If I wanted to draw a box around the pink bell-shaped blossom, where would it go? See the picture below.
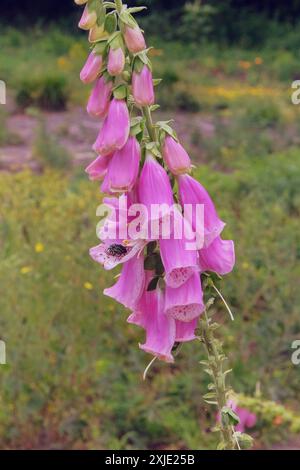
[105,137,141,193]
[87,76,113,119]
[139,289,176,363]
[163,136,191,176]
[93,98,130,156]
[178,174,225,248]
[78,4,97,30]
[198,236,235,275]
[165,272,204,322]
[85,154,112,181]
[80,51,103,84]
[175,318,198,343]
[107,47,125,76]
[160,233,199,288]
[132,65,155,107]
[124,25,146,53]
[104,254,145,310]
[127,271,154,330]
[138,154,174,208]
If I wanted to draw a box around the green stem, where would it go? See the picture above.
[115,0,123,13]
[201,310,236,450]
[143,106,156,142]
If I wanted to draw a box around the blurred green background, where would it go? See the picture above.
[0,0,300,450]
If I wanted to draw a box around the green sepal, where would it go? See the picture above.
[145,142,161,159]
[93,40,107,56]
[119,10,137,28]
[104,12,117,34]
[108,31,124,50]
[103,2,116,8]
[113,84,128,100]
[127,7,147,14]
[153,78,162,87]
[221,406,240,426]
[130,116,145,138]
[156,120,178,142]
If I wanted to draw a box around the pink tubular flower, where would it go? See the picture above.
[87,76,113,118]
[93,98,130,156]
[139,289,176,363]
[106,137,141,193]
[160,235,199,289]
[108,47,125,76]
[104,253,145,310]
[127,271,155,330]
[80,51,103,84]
[138,153,174,213]
[165,272,204,322]
[78,4,97,30]
[124,25,146,53]
[163,136,191,176]
[85,154,112,181]
[178,174,226,248]
[175,318,198,342]
[198,236,235,275]
[132,65,155,107]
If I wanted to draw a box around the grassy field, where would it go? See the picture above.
[0,27,300,449]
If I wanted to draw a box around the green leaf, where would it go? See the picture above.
[147,277,159,292]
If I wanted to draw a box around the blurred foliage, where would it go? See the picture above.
[32,117,72,170]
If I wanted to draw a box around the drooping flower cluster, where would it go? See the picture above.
[76,0,235,363]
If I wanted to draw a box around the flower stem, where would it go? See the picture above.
[200,309,236,450]
[143,106,156,142]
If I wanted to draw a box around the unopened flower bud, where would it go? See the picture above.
[124,25,146,53]
[107,47,125,76]
[132,65,155,106]
[80,51,103,83]
[78,4,97,30]
[163,136,191,175]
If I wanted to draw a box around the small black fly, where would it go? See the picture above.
[106,244,128,258]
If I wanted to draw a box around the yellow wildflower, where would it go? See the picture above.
[20,266,33,274]
[35,243,44,253]
[84,282,93,290]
